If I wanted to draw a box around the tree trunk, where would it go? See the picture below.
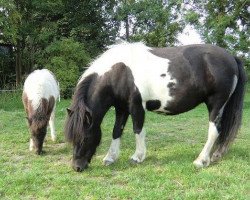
[15,40,22,86]
[125,15,130,41]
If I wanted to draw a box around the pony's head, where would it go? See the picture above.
[28,114,48,154]
[65,101,100,172]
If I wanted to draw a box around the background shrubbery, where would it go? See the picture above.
[43,38,90,98]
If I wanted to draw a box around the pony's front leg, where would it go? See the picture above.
[131,128,146,163]
[49,109,56,141]
[130,100,146,163]
[103,109,129,166]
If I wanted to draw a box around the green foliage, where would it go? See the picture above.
[1,0,249,87]
[116,0,184,47]
[0,51,15,88]
[59,0,118,56]
[0,0,116,87]
[43,38,90,98]
[0,90,23,110]
[184,0,250,69]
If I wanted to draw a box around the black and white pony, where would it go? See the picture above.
[23,69,60,154]
[65,42,246,172]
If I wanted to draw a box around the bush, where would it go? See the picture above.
[43,38,90,98]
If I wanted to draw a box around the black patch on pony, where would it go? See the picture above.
[146,100,161,111]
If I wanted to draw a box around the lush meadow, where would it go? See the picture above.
[0,85,249,199]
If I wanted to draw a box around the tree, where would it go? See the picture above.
[43,38,90,98]
[61,0,118,56]
[0,0,65,85]
[116,0,184,47]
[184,0,250,68]
[0,0,117,87]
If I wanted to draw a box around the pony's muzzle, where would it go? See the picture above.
[72,159,89,172]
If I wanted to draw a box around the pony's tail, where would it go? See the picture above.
[213,57,247,159]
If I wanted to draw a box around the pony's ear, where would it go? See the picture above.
[67,108,73,116]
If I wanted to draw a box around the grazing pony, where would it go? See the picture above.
[23,69,60,154]
[65,42,246,172]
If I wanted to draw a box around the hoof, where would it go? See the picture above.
[130,158,140,164]
[103,160,114,166]
[130,155,145,164]
[130,152,146,164]
[35,150,46,155]
[193,158,210,168]
[211,152,222,162]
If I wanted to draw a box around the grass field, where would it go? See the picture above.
[0,85,249,200]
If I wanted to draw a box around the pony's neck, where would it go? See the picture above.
[88,92,113,127]
[79,73,114,126]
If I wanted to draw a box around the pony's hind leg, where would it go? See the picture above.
[103,109,129,166]
[49,109,56,141]
[193,122,219,168]
[194,95,227,168]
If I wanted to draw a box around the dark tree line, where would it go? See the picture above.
[0,0,249,97]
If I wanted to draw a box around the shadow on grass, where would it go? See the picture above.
[41,141,70,156]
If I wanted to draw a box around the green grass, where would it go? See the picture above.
[0,86,249,200]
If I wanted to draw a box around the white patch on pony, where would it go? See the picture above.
[103,138,120,165]
[193,122,219,168]
[217,75,238,119]
[24,69,60,142]
[230,75,238,96]
[131,128,146,163]
[24,69,60,110]
[79,42,176,111]
[29,138,34,151]
[49,108,56,141]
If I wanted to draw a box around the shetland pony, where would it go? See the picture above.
[65,42,246,172]
[23,69,60,154]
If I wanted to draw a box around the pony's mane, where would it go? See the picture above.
[65,74,96,144]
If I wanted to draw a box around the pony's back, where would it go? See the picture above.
[24,69,59,110]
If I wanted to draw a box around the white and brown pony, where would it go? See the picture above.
[23,69,60,154]
[65,42,246,172]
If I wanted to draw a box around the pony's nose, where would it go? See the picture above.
[73,162,88,172]
[75,166,83,172]
[72,163,83,172]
